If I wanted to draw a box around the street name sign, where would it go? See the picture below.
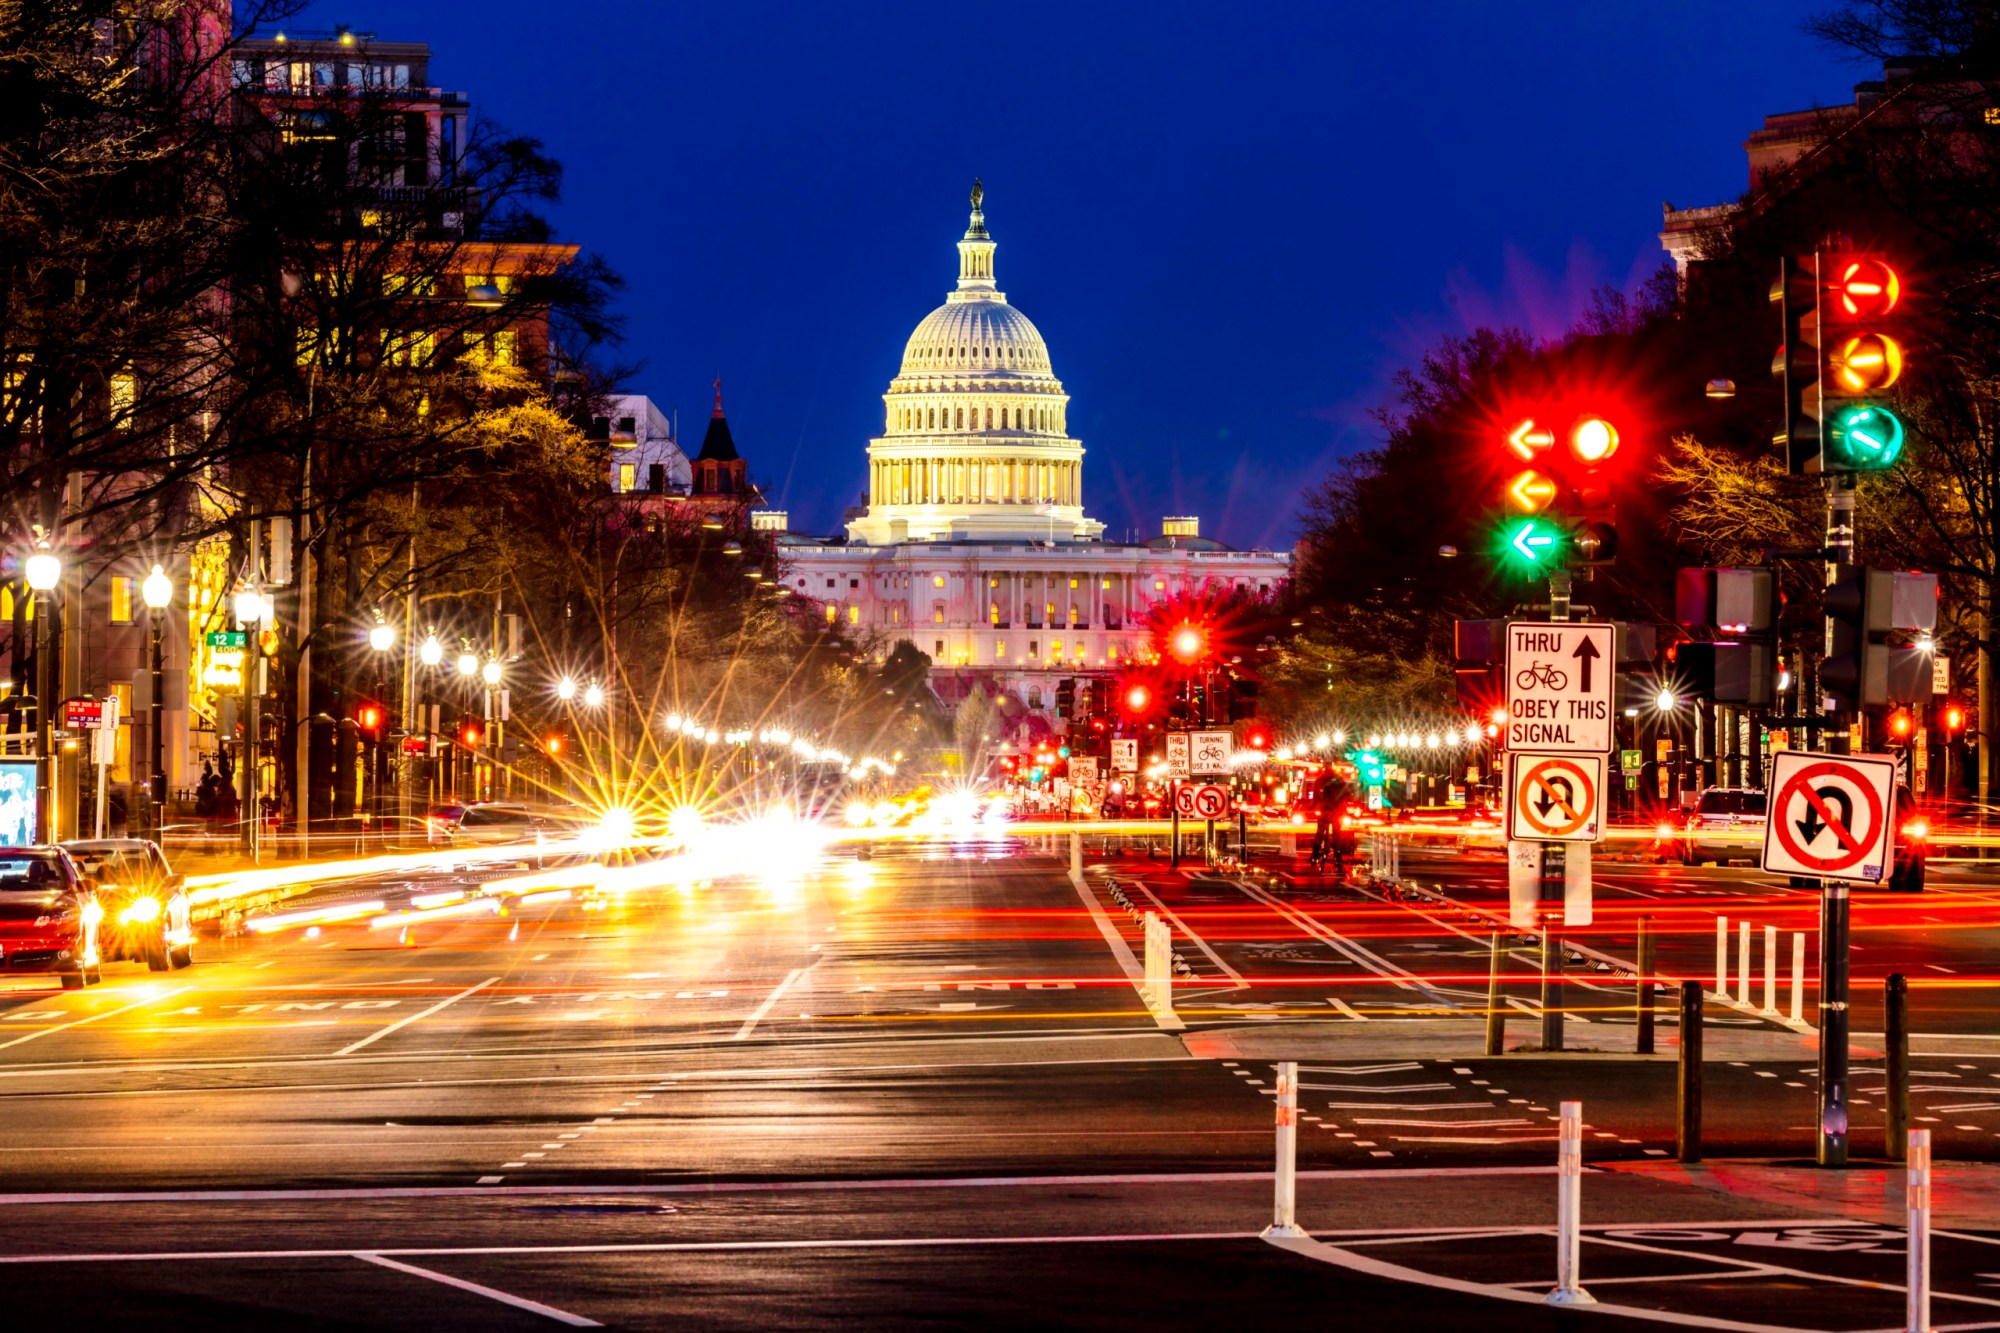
[1504,620,1614,753]
[1111,738,1138,772]
[1760,750,1898,883]
[1165,733,1192,781]
[206,630,247,650]
[1507,751,1604,843]
[1190,730,1232,775]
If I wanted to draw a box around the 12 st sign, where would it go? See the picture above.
[1504,620,1614,754]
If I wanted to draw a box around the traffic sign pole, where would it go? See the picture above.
[1818,880,1851,1166]
[1540,844,1566,1051]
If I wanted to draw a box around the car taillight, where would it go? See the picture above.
[1903,819,1930,841]
[1654,822,1675,838]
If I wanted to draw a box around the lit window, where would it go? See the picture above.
[1101,579,1111,589]
[490,330,517,366]
[848,605,859,624]
[933,575,945,587]
[826,604,837,623]
[990,605,1000,625]
[110,577,131,624]
[387,330,436,366]
[1154,579,1165,591]
[109,373,136,430]
[1045,602,1055,620]
[463,274,515,296]
[618,463,636,492]
[933,602,945,624]
[995,640,1006,659]
[1069,578,1078,589]
[1051,640,1063,659]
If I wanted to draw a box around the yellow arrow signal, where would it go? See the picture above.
[1506,469,1558,514]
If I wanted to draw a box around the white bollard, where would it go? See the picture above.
[1762,924,1780,1016]
[1738,919,1753,1005]
[1908,1128,1932,1333]
[1263,1060,1306,1238]
[1070,832,1082,878]
[1716,917,1729,1000]
[1546,1100,1596,1306]
[1791,932,1807,1025]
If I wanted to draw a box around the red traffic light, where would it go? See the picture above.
[1830,257,1900,318]
[1169,624,1208,663]
[1946,706,1966,733]
[1890,710,1914,740]
[459,721,483,748]
[1569,415,1619,465]
[1245,725,1271,751]
[356,703,383,734]
[544,734,563,757]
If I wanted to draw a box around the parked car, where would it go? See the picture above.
[61,838,193,971]
[0,847,101,989]
[447,803,586,849]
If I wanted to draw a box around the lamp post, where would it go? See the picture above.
[480,657,503,801]
[141,564,173,834]
[232,585,271,854]
[25,550,61,844]
[456,648,479,799]
[367,618,395,826]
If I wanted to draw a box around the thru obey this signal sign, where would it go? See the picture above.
[1761,750,1898,883]
[1507,752,1604,843]
[1504,621,1615,753]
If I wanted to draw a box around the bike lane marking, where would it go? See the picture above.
[335,978,498,1056]
[0,987,192,1052]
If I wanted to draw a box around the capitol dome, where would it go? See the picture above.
[846,182,1103,546]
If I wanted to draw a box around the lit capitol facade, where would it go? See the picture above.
[776,183,1291,718]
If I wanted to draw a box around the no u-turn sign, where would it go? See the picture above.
[1760,751,1898,883]
[1507,752,1604,843]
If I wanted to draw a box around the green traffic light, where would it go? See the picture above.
[1495,518,1563,569]
[1057,745,1070,758]
[1826,404,1905,470]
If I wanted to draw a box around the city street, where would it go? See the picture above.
[4,832,2000,1327]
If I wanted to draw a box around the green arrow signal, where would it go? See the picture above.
[1509,520,1557,562]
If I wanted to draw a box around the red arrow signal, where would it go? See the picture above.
[1507,419,1556,460]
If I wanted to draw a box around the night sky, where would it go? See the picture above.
[296,0,1859,548]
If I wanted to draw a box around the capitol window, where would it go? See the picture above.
[994,640,1006,659]
[932,575,945,588]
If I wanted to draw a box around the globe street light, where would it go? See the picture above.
[419,633,443,667]
[24,549,59,842]
[368,621,395,653]
[480,659,502,687]
[456,651,479,677]
[556,676,577,702]
[583,681,605,708]
[141,565,173,828]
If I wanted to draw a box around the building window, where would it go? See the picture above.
[1045,602,1055,621]
[1051,640,1062,659]
[825,603,837,623]
[1028,686,1042,708]
[826,578,836,589]
[990,604,1000,625]
[850,578,859,589]
[935,639,944,656]
[1069,578,1078,589]
[933,575,945,588]
[995,640,1006,659]
[109,373,136,430]
[932,602,945,624]
[110,577,132,625]
[1028,641,1038,657]
[848,605,859,624]
[617,463,636,492]
[1154,579,1166,591]
[1101,579,1111,589]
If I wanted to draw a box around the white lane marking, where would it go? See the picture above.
[334,978,498,1056]
[1326,998,1367,1020]
[1266,1233,1830,1332]
[355,1253,601,1326]
[0,987,191,1051]
[1301,1083,1454,1093]
[1233,880,1449,1004]
[1321,1103,1496,1111]
[730,966,815,1042]
[1066,867,1184,1031]
[0,1164,1570,1208]
[1126,882,1246,987]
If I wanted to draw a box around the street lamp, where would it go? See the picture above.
[480,658,502,687]
[24,549,59,843]
[556,675,577,702]
[366,615,396,822]
[419,633,443,667]
[583,681,605,708]
[456,650,478,677]
[141,564,173,830]
[368,620,395,653]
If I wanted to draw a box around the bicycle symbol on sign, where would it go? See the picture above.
[1514,660,1568,691]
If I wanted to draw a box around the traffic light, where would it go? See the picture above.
[1945,704,1966,735]
[1823,564,1893,710]
[1055,678,1076,719]
[1124,683,1153,715]
[1821,254,1907,471]
[257,628,282,658]
[1772,254,1822,473]
[1243,724,1271,751]
[1227,676,1258,722]
[544,733,564,757]
[1889,709,1915,742]
[459,719,484,749]
[1168,624,1208,664]
[1496,517,1563,572]
[355,702,384,738]
[1673,568,1778,706]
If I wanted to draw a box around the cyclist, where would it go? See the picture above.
[1309,768,1355,875]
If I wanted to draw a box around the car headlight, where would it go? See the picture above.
[121,896,162,925]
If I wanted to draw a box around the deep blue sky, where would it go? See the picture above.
[299,0,1860,547]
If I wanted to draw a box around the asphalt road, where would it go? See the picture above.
[3,830,1999,1328]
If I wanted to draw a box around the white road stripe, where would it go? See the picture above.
[1065,868,1185,1031]
[730,966,815,1042]
[355,1253,601,1326]
[1127,882,1246,987]
[335,978,498,1056]
[0,986,190,1051]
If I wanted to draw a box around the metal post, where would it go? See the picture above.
[1678,980,1703,1163]
[1263,1060,1305,1238]
[1907,1128,1932,1333]
[1069,831,1081,879]
[1169,783,1180,870]
[1818,880,1851,1166]
[1238,808,1248,863]
[1485,930,1506,1056]
[1715,916,1729,1000]
[239,630,255,855]
[1546,1100,1594,1306]
[1540,843,1564,1051]
[1791,931,1807,1025]
[33,587,53,844]
[1887,973,1910,1163]
[149,606,165,833]
[1738,918,1752,1006]
[1636,917,1656,1055]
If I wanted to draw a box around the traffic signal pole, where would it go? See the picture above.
[1542,569,1573,1051]
[1818,473,1858,1166]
